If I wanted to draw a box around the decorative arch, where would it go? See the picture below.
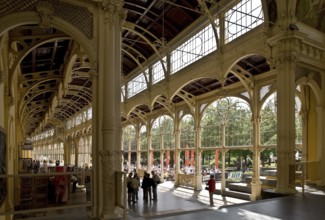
[63,54,78,94]
[10,36,71,86]
[0,12,96,97]
[126,104,151,123]
[169,77,222,114]
[151,95,175,118]
[296,75,322,106]
[224,54,270,101]
[19,77,61,115]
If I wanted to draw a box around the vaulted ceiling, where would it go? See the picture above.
[4,0,271,136]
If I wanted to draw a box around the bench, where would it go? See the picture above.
[227,171,243,182]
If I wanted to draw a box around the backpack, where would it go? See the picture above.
[153,175,161,184]
[131,178,139,189]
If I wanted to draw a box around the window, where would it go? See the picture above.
[75,113,82,126]
[122,125,136,151]
[152,58,166,84]
[180,114,195,149]
[171,23,217,74]
[225,0,264,43]
[140,126,148,151]
[128,71,147,98]
[87,107,92,120]
[260,93,277,146]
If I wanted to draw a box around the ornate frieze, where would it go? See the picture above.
[268,52,298,70]
[268,34,325,69]
[0,0,93,39]
[99,150,114,195]
[36,1,54,28]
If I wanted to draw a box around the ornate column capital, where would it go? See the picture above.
[270,54,297,70]
[98,0,126,25]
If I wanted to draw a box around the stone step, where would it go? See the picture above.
[227,182,251,193]
[215,188,251,201]
[244,176,277,186]
[223,189,251,200]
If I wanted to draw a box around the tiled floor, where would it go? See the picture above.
[14,182,325,220]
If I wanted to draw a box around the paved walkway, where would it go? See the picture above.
[14,181,325,220]
[126,181,248,220]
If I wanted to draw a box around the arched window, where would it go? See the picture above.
[163,117,174,150]
[180,114,195,149]
[260,93,277,146]
[122,125,136,151]
[78,138,85,167]
[295,96,302,144]
[140,126,147,151]
[225,98,252,147]
[201,102,222,148]
[151,115,173,150]
[71,142,76,166]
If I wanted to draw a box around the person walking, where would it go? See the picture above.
[207,174,216,206]
[151,171,160,201]
[131,173,140,203]
[141,172,151,201]
[126,172,133,202]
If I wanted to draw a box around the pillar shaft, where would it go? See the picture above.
[94,1,125,218]
[276,55,297,193]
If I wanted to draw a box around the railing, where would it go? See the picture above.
[296,161,321,194]
[0,169,127,219]
[0,169,92,217]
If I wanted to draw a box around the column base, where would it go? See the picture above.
[195,175,203,190]
[174,174,179,187]
[100,207,121,220]
[250,182,262,201]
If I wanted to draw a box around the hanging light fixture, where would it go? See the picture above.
[154,1,167,49]
[160,1,167,48]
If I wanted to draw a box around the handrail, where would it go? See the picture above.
[295,160,320,195]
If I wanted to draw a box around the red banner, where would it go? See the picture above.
[166,148,170,167]
[185,145,189,166]
[191,150,195,166]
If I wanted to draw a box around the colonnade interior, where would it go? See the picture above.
[1,0,325,219]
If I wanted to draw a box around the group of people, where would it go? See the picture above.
[126,170,161,203]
